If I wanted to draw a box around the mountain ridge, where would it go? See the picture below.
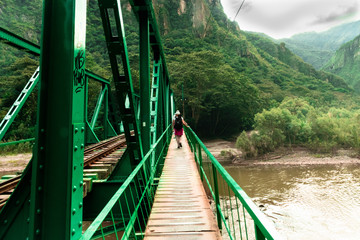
[278,20,360,69]
[322,34,360,92]
[0,0,356,138]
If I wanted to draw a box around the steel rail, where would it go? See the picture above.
[84,135,124,155]
[83,139,126,166]
[0,136,128,209]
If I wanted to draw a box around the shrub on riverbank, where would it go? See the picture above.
[236,98,360,158]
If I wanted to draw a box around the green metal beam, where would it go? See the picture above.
[0,67,39,141]
[139,10,151,155]
[85,121,100,144]
[170,90,175,116]
[85,71,110,85]
[97,0,143,170]
[29,0,87,239]
[0,159,33,239]
[150,59,161,167]
[90,85,107,129]
[0,26,40,55]
[0,27,110,86]
[129,0,171,86]
[0,138,35,147]
[103,87,118,139]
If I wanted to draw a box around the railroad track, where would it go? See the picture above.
[0,135,127,209]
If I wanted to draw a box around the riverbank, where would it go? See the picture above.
[1,139,360,173]
[0,153,31,172]
[203,139,360,166]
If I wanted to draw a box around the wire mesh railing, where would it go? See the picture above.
[80,125,172,240]
[185,127,282,240]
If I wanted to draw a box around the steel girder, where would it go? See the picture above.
[0,0,174,239]
[97,0,143,170]
[0,67,39,141]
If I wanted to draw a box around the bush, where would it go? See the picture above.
[0,141,33,155]
[236,97,360,157]
[236,131,256,158]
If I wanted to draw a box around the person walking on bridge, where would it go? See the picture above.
[172,110,188,148]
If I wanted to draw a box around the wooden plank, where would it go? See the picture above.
[144,137,221,239]
[89,163,113,172]
[83,169,109,179]
[83,173,98,180]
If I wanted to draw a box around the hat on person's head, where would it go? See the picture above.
[175,110,180,115]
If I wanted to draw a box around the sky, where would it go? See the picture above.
[220,0,360,39]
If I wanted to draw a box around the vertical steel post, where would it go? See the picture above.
[139,10,150,155]
[104,85,109,139]
[212,164,222,232]
[182,83,185,118]
[165,80,169,127]
[255,224,266,240]
[29,0,86,239]
[170,91,175,116]
[198,143,203,181]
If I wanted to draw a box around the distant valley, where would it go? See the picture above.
[278,20,360,70]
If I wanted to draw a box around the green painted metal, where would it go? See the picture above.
[129,0,171,85]
[84,75,100,145]
[90,85,107,129]
[0,67,39,141]
[0,0,175,239]
[85,121,100,144]
[103,86,118,139]
[107,88,122,133]
[0,138,35,147]
[184,126,281,240]
[0,27,110,86]
[0,26,116,147]
[80,125,172,240]
[170,90,175,116]
[28,0,87,239]
[0,26,40,55]
[0,159,33,239]
[97,0,143,168]
[139,10,151,155]
[150,60,161,166]
[86,71,111,85]
[133,93,141,122]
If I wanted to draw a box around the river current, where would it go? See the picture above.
[223,164,360,239]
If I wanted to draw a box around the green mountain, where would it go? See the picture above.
[322,34,360,92]
[280,21,360,69]
[0,0,355,138]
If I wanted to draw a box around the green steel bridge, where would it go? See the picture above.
[0,0,281,239]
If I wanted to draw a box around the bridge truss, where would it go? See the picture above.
[0,0,174,239]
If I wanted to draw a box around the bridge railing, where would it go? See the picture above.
[80,125,172,240]
[185,127,281,240]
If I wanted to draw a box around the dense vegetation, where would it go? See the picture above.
[322,34,360,93]
[236,98,360,158]
[1,0,360,156]
[156,0,354,137]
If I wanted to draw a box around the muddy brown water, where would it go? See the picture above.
[221,163,360,240]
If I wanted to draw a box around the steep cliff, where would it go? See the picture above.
[322,35,360,92]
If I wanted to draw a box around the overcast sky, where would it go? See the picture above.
[220,0,360,39]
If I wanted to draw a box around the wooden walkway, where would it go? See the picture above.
[144,135,222,240]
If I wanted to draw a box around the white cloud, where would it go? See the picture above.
[220,0,360,39]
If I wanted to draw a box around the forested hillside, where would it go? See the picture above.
[0,0,356,140]
[279,21,360,69]
[322,35,360,93]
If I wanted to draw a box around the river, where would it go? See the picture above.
[222,163,360,239]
